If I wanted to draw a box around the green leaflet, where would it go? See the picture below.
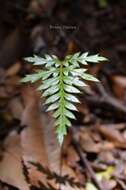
[85,54,108,63]
[64,85,81,93]
[64,76,86,87]
[53,70,59,77]
[68,52,80,66]
[64,109,76,119]
[47,102,59,111]
[70,68,87,76]
[65,117,72,127]
[20,72,43,83]
[21,52,107,144]
[73,78,87,87]
[37,77,59,90]
[81,73,99,82]
[65,101,78,111]
[53,108,61,118]
[42,68,57,80]
[56,123,67,145]
[63,76,73,85]
[55,116,71,127]
[24,55,46,65]
[45,60,55,67]
[42,85,59,97]
[45,93,60,104]
[56,115,72,144]
[63,68,69,76]
[45,77,59,85]
[65,94,80,103]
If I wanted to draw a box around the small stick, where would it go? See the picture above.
[96,83,126,113]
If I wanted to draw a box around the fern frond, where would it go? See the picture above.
[21,53,107,144]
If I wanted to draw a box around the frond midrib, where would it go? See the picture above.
[58,61,65,134]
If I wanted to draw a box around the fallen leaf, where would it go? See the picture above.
[60,161,84,190]
[97,125,126,148]
[96,166,114,181]
[21,86,49,185]
[85,182,98,190]
[6,62,21,77]
[66,145,79,167]
[80,128,101,153]
[8,97,24,119]
[111,75,126,99]
[21,86,60,188]
[0,131,29,190]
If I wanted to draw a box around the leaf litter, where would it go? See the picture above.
[0,1,126,189]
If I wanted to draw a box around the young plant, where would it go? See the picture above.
[21,52,107,144]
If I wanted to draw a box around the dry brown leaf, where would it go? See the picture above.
[101,179,116,190]
[60,161,84,190]
[0,87,8,98]
[6,76,20,87]
[21,86,60,187]
[98,150,115,164]
[112,123,126,130]
[81,140,101,153]
[8,97,24,119]
[79,128,101,153]
[97,125,126,144]
[66,146,80,167]
[6,62,21,77]
[0,132,29,190]
[21,86,49,185]
[41,113,61,174]
[0,85,61,190]
[100,142,115,151]
[111,75,126,99]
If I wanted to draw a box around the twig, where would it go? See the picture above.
[71,129,104,190]
[96,83,126,113]
[86,82,126,114]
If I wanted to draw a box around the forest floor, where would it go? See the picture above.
[0,0,126,189]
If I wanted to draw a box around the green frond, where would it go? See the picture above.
[81,73,100,82]
[20,72,44,83]
[65,94,80,103]
[21,52,107,144]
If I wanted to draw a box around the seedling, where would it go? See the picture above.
[21,52,107,144]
